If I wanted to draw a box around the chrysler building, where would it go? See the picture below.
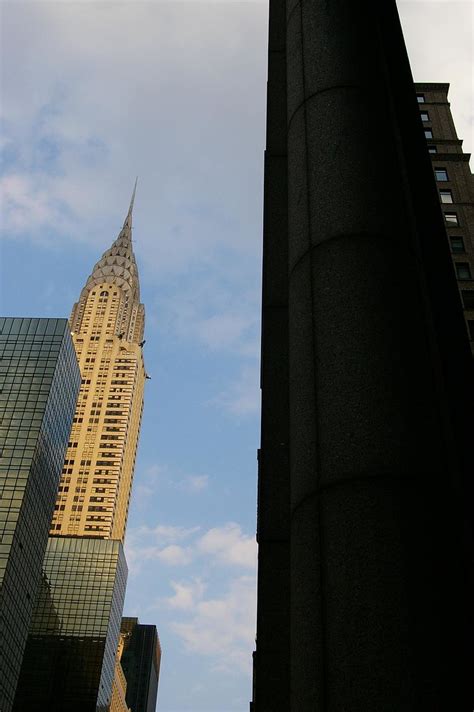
[51,181,145,541]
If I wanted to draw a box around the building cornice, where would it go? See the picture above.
[414,82,450,91]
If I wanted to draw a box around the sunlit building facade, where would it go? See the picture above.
[13,186,147,711]
[51,183,145,541]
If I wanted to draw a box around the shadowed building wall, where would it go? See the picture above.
[253,2,474,710]
[119,617,161,712]
[0,318,79,712]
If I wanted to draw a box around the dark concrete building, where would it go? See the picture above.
[0,317,80,712]
[415,83,474,353]
[13,537,127,712]
[120,617,161,712]
[253,2,474,710]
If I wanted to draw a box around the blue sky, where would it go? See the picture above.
[0,1,472,710]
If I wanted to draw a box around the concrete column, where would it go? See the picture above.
[285,0,474,709]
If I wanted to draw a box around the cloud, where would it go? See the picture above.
[0,174,74,237]
[197,523,257,569]
[164,579,207,611]
[156,545,192,566]
[169,575,256,674]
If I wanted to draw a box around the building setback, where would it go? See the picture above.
[253,1,474,709]
[13,185,148,711]
[415,83,474,352]
[0,318,80,712]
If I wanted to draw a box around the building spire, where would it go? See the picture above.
[70,180,145,342]
[123,177,138,230]
[80,181,141,301]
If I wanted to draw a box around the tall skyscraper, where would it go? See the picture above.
[0,318,80,712]
[13,186,147,711]
[253,1,474,709]
[51,181,145,541]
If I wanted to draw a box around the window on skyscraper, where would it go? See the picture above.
[444,212,459,225]
[461,291,474,310]
[416,93,425,103]
[440,190,453,204]
[424,129,433,139]
[449,236,465,253]
[455,263,472,280]
[420,112,429,122]
[428,146,437,154]
[435,168,448,181]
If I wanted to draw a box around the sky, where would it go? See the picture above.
[0,1,472,710]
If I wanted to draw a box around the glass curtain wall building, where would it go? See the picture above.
[0,318,80,712]
[13,538,127,712]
